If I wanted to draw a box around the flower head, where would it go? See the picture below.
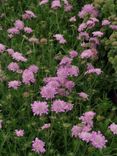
[32,138,46,154]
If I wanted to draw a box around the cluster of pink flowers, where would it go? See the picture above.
[72,111,107,149]
[51,100,73,113]
[53,34,67,44]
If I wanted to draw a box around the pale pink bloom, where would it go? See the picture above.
[24,27,33,33]
[14,20,24,30]
[92,31,104,37]
[90,17,99,23]
[7,48,14,55]
[7,27,20,35]
[31,101,48,116]
[78,92,88,101]
[64,80,75,91]
[15,129,24,137]
[8,80,21,89]
[8,34,14,38]
[0,120,3,129]
[39,0,48,5]
[89,37,99,45]
[22,69,35,85]
[63,0,73,12]
[78,32,89,40]
[12,52,27,62]
[86,20,95,28]
[41,123,51,130]
[78,23,87,32]
[53,34,67,44]
[28,65,39,73]
[69,50,78,58]
[90,131,107,149]
[110,25,117,30]
[51,100,73,113]
[7,62,20,72]
[40,85,57,99]
[22,10,36,20]
[71,125,83,138]
[80,49,95,59]
[59,56,72,66]
[32,138,46,154]
[69,16,76,22]
[109,123,117,135]
[102,19,110,26]
[79,132,92,143]
[0,43,5,53]
[51,0,61,9]
[85,68,102,75]
[78,4,98,18]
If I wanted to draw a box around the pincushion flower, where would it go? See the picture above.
[71,125,83,138]
[7,62,20,72]
[12,52,27,62]
[51,0,61,9]
[39,0,48,5]
[31,101,48,116]
[109,123,117,135]
[80,49,96,59]
[63,0,73,12]
[69,16,76,22]
[102,19,110,26]
[32,138,46,154]
[22,10,36,20]
[53,34,67,44]
[92,31,104,37]
[79,132,92,143]
[28,65,39,73]
[90,131,107,149]
[85,68,102,75]
[69,50,78,58]
[40,85,57,99]
[7,27,20,35]
[51,100,73,113]
[0,43,5,53]
[7,48,14,55]
[78,4,98,18]
[8,80,21,89]
[14,20,24,30]
[22,69,35,85]
[41,123,51,130]
[78,92,88,101]
[24,27,33,33]
[15,129,24,137]
[110,25,117,30]
[78,23,87,32]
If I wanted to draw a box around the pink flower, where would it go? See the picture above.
[90,131,107,149]
[12,52,27,62]
[85,68,102,75]
[102,19,110,26]
[7,27,20,35]
[8,80,21,89]
[51,0,61,9]
[7,48,14,55]
[78,92,88,101]
[63,0,73,12]
[31,101,48,116]
[110,25,117,30]
[78,32,89,40]
[0,43,5,53]
[41,123,51,130]
[71,125,83,138]
[39,0,48,5]
[14,20,24,30]
[69,50,78,58]
[64,80,75,91]
[59,56,72,66]
[80,49,96,59]
[109,123,117,135]
[53,34,67,44]
[79,132,92,143]
[69,16,76,22]
[24,27,33,33]
[28,65,39,73]
[32,138,46,154]
[22,10,36,20]
[51,100,73,113]
[78,23,87,32]
[22,69,35,85]
[7,62,20,72]
[0,120,3,129]
[15,129,24,137]
[92,31,104,37]
[78,4,98,18]
[40,85,57,99]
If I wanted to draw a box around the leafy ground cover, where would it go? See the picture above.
[0,0,117,156]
